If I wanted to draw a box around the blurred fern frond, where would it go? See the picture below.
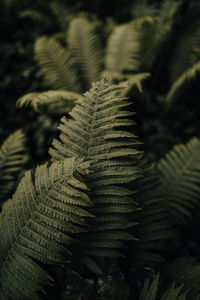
[105,23,140,74]
[17,90,82,114]
[0,157,92,299]
[67,17,103,90]
[166,60,200,105]
[34,37,81,92]
[133,161,174,268]
[0,130,28,208]
[162,256,200,297]
[49,79,142,272]
[157,137,200,226]
[166,26,200,104]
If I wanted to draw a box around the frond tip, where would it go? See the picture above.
[0,157,92,300]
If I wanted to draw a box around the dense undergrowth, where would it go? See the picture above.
[1,0,200,299]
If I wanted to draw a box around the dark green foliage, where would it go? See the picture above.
[162,257,200,298]
[139,274,187,300]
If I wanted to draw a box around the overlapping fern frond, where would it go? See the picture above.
[49,79,142,272]
[0,130,28,208]
[105,23,140,75]
[67,17,103,90]
[157,137,200,226]
[133,161,174,268]
[0,157,92,300]
[17,90,82,114]
[139,274,187,300]
[35,37,81,92]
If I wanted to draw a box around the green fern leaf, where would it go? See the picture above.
[67,17,103,90]
[49,79,142,271]
[157,137,200,226]
[34,36,81,92]
[0,157,92,299]
[17,90,82,114]
[105,23,140,73]
[0,130,28,208]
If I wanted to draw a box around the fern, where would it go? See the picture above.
[67,17,103,90]
[157,137,200,226]
[105,23,140,74]
[0,157,92,300]
[166,26,200,105]
[169,27,200,83]
[166,60,200,105]
[139,274,187,300]
[34,37,81,92]
[162,257,200,297]
[119,73,151,94]
[49,79,142,272]
[133,161,174,268]
[0,130,28,208]
[17,90,82,114]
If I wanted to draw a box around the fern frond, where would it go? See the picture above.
[34,36,81,92]
[133,161,174,268]
[162,257,200,297]
[169,27,200,83]
[105,23,140,73]
[0,130,28,208]
[139,273,186,300]
[166,60,200,105]
[49,79,142,270]
[132,16,159,71]
[17,90,82,114]
[67,17,103,90]
[157,137,200,226]
[0,157,92,300]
